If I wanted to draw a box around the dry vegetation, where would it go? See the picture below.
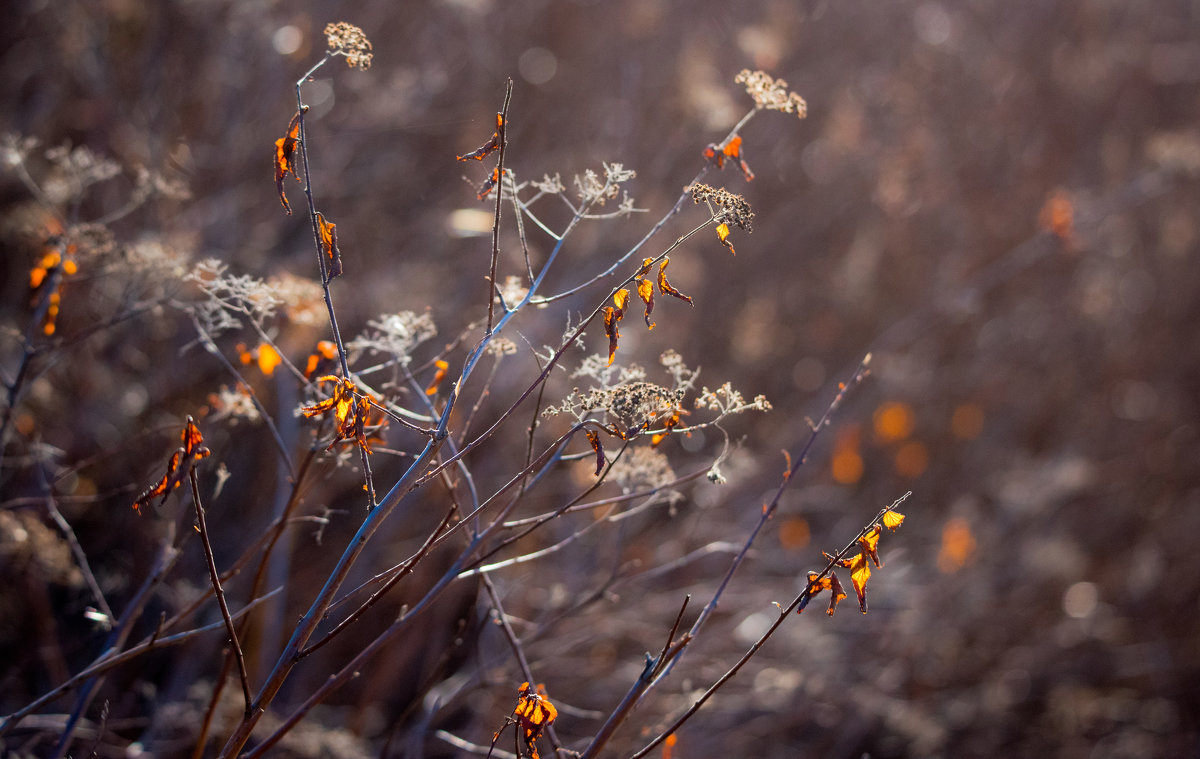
[2,2,1198,758]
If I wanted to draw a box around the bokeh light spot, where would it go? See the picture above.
[951,403,985,440]
[874,400,915,443]
[778,517,810,550]
[518,47,558,85]
[938,517,976,573]
[272,25,303,56]
[894,439,929,478]
[1063,581,1098,619]
[831,425,864,485]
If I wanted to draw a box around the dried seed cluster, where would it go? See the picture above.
[689,183,755,232]
[735,69,808,119]
[324,22,374,70]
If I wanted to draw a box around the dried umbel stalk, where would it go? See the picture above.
[324,22,373,69]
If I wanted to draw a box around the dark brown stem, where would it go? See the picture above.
[481,575,566,757]
[293,56,377,510]
[299,504,456,659]
[188,466,253,717]
[576,597,692,759]
[486,79,514,334]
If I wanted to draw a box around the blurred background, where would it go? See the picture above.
[2,0,1198,757]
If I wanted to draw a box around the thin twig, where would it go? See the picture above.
[486,79,514,334]
[629,492,912,759]
[188,467,252,717]
[662,354,873,678]
[481,575,566,757]
[35,463,113,623]
[0,589,281,734]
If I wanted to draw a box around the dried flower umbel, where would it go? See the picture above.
[735,69,808,119]
[323,22,373,70]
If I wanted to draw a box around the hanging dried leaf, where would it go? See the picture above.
[316,212,343,280]
[716,222,736,255]
[859,524,884,568]
[512,682,558,759]
[273,112,302,215]
[603,288,629,365]
[476,167,500,201]
[457,112,504,162]
[132,417,211,514]
[846,552,871,612]
[882,508,906,531]
[703,135,755,182]
[657,257,693,305]
[825,550,872,613]
[585,429,606,475]
[797,570,848,616]
[636,277,656,329]
[302,375,380,454]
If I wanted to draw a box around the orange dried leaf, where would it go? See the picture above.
[476,166,500,200]
[256,343,282,375]
[236,342,253,365]
[274,112,302,215]
[457,112,503,161]
[847,551,871,613]
[657,257,693,305]
[859,524,884,568]
[881,509,906,531]
[585,429,605,475]
[703,135,754,181]
[603,307,620,366]
[651,410,680,447]
[425,359,450,396]
[723,135,743,160]
[603,288,629,366]
[316,212,343,280]
[716,222,736,255]
[302,375,378,453]
[132,417,210,514]
[612,287,629,314]
[636,277,656,329]
[512,681,557,759]
[826,572,848,615]
[797,570,847,616]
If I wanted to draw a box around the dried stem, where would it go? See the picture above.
[486,79,514,334]
[629,493,912,759]
[188,467,253,717]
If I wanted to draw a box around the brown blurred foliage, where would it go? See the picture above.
[2,1,1199,757]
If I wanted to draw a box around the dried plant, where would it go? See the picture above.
[0,25,912,759]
